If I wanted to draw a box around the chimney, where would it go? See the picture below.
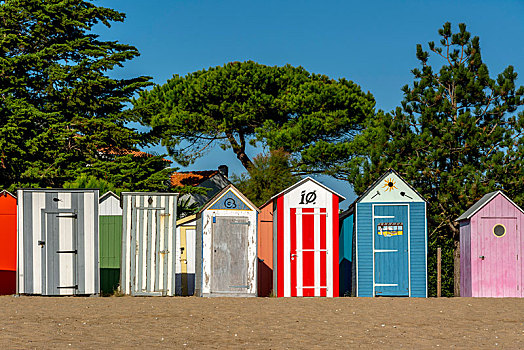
[218,165,228,179]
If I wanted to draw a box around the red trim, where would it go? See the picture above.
[320,208,327,297]
[277,195,284,297]
[290,208,297,297]
[332,194,340,297]
[302,208,315,297]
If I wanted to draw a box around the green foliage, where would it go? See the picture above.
[232,149,297,207]
[64,174,123,195]
[133,61,375,173]
[0,0,170,192]
[339,23,524,295]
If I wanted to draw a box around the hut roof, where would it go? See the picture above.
[177,214,197,225]
[356,168,426,203]
[170,170,221,187]
[0,190,16,199]
[99,191,119,202]
[456,190,524,221]
[199,184,259,213]
[269,177,346,201]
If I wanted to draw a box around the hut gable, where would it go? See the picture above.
[456,191,524,222]
[271,177,345,202]
[99,191,122,216]
[201,185,258,213]
[358,169,425,203]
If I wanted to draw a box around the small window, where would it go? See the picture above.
[493,224,506,237]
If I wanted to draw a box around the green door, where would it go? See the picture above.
[99,215,122,294]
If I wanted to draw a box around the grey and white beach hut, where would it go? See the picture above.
[120,192,179,296]
[17,189,100,296]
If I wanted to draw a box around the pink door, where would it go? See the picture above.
[478,217,520,297]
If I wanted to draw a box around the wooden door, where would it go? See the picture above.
[373,205,409,296]
[131,206,170,296]
[478,217,518,297]
[290,208,328,297]
[44,211,78,296]
[211,216,249,294]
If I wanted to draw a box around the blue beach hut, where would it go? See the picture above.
[353,169,427,297]
[339,207,354,296]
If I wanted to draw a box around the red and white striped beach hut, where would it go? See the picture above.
[270,177,345,297]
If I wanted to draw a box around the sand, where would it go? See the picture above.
[0,296,523,349]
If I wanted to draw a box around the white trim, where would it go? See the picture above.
[375,249,398,253]
[372,203,410,297]
[375,283,398,287]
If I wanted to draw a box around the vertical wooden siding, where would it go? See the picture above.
[470,194,523,297]
[0,192,17,295]
[257,203,273,297]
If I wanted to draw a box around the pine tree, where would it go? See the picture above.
[0,0,171,191]
[340,23,524,296]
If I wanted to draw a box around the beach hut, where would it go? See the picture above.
[175,214,197,296]
[17,189,99,296]
[353,169,427,297]
[457,191,524,297]
[257,200,274,297]
[339,206,354,297]
[195,185,259,297]
[0,190,17,295]
[120,192,178,296]
[99,191,122,294]
[269,177,345,298]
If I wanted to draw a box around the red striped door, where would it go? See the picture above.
[290,208,328,297]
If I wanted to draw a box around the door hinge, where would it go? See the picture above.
[57,285,78,289]
[56,214,77,219]
[56,250,78,254]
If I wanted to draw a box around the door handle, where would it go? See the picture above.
[291,253,297,260]
[479,255,485,260]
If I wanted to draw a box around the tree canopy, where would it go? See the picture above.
[0,0,172,191]
[338,22,524,296]
[232,149,298,207]
[133,61,375,173]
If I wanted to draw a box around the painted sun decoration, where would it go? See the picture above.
[383,178,397,192]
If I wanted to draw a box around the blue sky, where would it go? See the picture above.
[96,0,524,207]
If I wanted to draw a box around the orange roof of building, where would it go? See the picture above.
[170,170,219,187]
[101,148,172,163]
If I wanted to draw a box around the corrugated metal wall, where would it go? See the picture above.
[99,192,123,295]
[0,191,17,295]
[120,193,178,296]
[17,189,99,296]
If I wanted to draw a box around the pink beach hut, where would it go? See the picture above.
[457,191,524,297]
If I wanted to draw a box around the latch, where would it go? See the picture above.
[38,240,45,247]
[479,255,485,260]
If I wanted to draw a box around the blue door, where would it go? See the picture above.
[374,205,409,296]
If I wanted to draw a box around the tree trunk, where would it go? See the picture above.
[225,131,254,171]
[453,239,460,297]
